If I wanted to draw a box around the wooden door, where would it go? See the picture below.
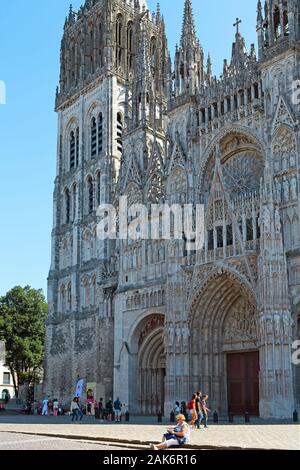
[227,351,259,416]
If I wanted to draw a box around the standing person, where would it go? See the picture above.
[195,391,203,430]
[201,394,210,428]
[33,400,39,415]
[53,399,59,417]
[77,397,84,422]
[173,402,181,415]
[106,398,113,421]
[187,394,197,429]
[47,399,53,416]
[71,397,80,423]
[42,396,48,416]
[87,401,92,416]
[26,399,32,415]
[180,401,188,421]
[113,397,122,423]
[98,398,104,421]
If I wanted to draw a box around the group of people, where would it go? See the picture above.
[70,396,123,423]
[151,392,210,451]
[172,392,210,430]
[41,397,62,416]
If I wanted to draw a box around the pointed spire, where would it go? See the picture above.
[207,53,212,78]
[257,0,263,26]
[181,0,197,47]
[231,18,247,68]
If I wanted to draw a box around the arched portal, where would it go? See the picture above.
[129,314,165,415]
[190,270,259,416]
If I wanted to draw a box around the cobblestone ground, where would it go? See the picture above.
[0,415,299,450]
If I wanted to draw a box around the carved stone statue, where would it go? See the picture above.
[275,178,282,202]
[182,324,190,353]
[168,322,175,347]
[283,178,290,202]
[290,177,297,200]
[175,324,182,346]
[275,208,281,233]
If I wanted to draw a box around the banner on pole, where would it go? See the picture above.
[75,379,85,398]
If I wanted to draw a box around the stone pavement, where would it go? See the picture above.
[0,415,299,450]
[0,431,126,450]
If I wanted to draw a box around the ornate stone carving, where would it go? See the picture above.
[224,299,258,343]
[138,315,165,347]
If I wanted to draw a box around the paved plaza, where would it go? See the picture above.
[0,415,299,450]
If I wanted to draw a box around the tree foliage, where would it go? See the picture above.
[0,286,47,396]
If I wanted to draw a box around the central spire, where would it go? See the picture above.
[181,0,197,47]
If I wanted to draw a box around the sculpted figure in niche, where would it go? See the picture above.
[290,177,297,200]
[283,177,290,202]
[275,208,281,233]
[275,178,282,202]
[175,324,182,346]
[182,324,190,352]
[168,322,175,347]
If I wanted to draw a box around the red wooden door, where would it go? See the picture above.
[227,351,259,416]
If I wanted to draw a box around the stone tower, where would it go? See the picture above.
[44,0,168,403]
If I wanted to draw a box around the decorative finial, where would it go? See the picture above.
[233,17,242,35]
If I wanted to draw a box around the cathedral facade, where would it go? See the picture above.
[44,0,300,418]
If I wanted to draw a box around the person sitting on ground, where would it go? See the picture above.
[150,414,190,450]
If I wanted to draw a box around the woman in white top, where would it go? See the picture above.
[53,399,59,417]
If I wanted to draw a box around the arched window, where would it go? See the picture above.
[127,22,133,70]
[96,171,101,206]
[92,276,97,305]
[61,285,66,312]
[98,22,103,66]
[70,127,79,169]
[116,15,123,67]
[91,117,97,158]
[76,127,79,166]
[274,5,281,40]
[87,177,94,214]
[283,9,289,35]
[72,184,77,221]
[65,189,70,224]
[150,37,156,70]
[117,112,123,154]
[98,113,103,154]
[90,30,94,72]
[70,131,75,169]
[67,283,71,311]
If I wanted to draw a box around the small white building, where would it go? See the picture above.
[0,342,15,400]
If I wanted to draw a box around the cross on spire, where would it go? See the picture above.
[233,17,242,34]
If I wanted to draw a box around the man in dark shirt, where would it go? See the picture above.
[195,391,203,429]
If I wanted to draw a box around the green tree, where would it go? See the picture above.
[0,286,47,397]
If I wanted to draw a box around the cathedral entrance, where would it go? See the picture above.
[190,270,259,416]
[128,314,165,415]
[227,351,259,415]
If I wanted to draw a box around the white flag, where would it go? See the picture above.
[75,379,85,398]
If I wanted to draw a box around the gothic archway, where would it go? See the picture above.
[190,270,259,416]
[128,314,165,415]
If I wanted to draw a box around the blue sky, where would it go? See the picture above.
[0,0,257,297]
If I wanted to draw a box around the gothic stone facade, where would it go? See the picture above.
[44,0,300,418]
